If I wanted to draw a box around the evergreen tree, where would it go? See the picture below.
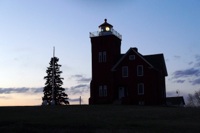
[42,57,69,105]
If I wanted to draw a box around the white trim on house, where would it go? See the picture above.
[138,83,144,95]
[137,65,144,76]
[99,85,107,97]
[122,66,128,77]
[111,48,153,71]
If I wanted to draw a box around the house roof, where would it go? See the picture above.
[144,54,168,76]
[166,96,185,106]
[112,47,168,75]
[112,48,153,71]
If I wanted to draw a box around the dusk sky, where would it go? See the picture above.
[0,0,200,106]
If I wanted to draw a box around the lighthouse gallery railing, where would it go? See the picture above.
[90,29,122,40]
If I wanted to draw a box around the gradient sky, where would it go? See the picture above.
[0,0,200,106]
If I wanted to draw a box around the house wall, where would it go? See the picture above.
[113,50,166,105]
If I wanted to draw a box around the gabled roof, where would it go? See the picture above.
[111,48,153,71]
[111,48,168,77]
[144,54,168,76]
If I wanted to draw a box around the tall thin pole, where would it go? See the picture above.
[51,46,55,105]
[80,96,81,105]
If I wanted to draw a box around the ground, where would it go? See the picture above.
[0,105,199,133]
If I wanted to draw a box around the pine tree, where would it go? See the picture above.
[42,57,69,105]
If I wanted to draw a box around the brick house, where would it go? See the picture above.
[89,19,168,105]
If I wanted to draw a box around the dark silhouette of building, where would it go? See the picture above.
[166,96,185,107]
[89,19,168,105]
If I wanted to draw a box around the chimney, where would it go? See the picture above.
[133,47,138,52]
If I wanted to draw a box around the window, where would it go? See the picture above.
[118,87,125,99]
[122,66,128,77]
[129,55,135,60]
[99,86,103,96]
[103,51,106,62]
[99,51,106,63]
[103,85,107,96]
[98,52,102,63]
[99,85,107,97]
[137,65,143,76]
[138,83,144,95]
[139,101,144,105]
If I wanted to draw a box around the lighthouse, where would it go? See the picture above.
[89,19,122,104]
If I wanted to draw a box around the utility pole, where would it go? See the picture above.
[80,96,81,105]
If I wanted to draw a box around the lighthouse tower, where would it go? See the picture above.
[89,19,122,104]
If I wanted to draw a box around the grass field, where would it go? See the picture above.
[0,105,199,133]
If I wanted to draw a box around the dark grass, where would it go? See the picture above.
[0,105,200,133]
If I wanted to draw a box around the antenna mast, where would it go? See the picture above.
[51,46,55,105]
[80,96,81,105]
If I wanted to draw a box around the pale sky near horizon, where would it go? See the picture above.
[0,0,200,106]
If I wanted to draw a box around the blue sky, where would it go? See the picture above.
[0,0,200,106]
